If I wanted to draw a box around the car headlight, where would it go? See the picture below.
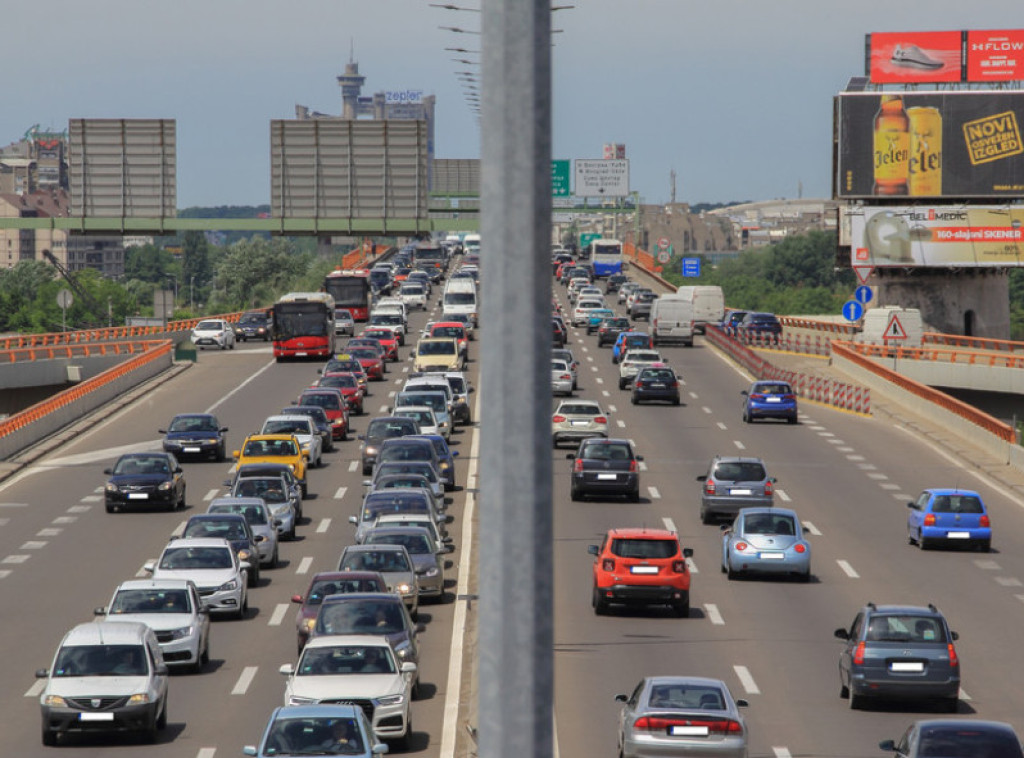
[203,438,219,445]
[288,696,318,706]
[105,483,120,493]
[394,643,413,660]
[166,626,194,641]
[396,583,413,595]
[376,694,405,706]
[238,549,252,562]
[303,618,316,632]
[158,481,173,491]
[127,693,153,705]
[271,503,291,518]
[218,578,239,591]
[365,446,379,456]
[439,461,450,470]
[422,567,439,578]
[43,695,67,707]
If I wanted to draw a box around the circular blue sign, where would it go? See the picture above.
[855,285,873,305]
[842,300,864,322]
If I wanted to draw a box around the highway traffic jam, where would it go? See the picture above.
[1,236,1022,757]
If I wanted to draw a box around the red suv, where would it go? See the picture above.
[588,528,693,617]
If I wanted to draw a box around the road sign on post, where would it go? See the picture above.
[682,257,701,277]
[842,300,864,322]
[579,232,601,252]
[854,285,873,305]
[551,160,570,197]
[657,236,670,252]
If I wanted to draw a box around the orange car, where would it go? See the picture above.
[587,527,692,617]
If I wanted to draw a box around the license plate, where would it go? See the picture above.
[295,352,308,357]
[670,725,709,736]
[597,474,617,480]
[79,712,115,721]
[570,421,589,427]
[183,446,201,453]
[759,552,785,560]
[650,383,665,388]
[766,397,781,403]
[946,531,970,539]
[630,566,658,574]
[890,661,924,672]
[730,488,752,495]
[127,493,149,500]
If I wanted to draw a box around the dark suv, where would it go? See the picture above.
[358,416,422,475]
[834,603,960,712]
[696,456,775,524]
[235,311,271,341]
[567,438,643,502]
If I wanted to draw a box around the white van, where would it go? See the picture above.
[857,305,924,347]
[651,295,695,347]
[462,233,481,256]
[443,279,479,325]
[38,620,170,745]
[674,286,725,333]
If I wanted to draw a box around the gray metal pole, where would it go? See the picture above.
[478,0,553,756]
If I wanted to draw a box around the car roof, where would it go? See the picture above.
[113,578,197,592]
[303,634,395,650]
[161,537,233,549]
[605,527,678,540]
[63,620,153,645]
[712,455,767,464]
[738,507,799,520]
[210,496,268,508]
[924,488,982,497]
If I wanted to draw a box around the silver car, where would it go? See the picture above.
[551,348,579,390]
[696,456,775,525]
[207,497,281,566]
[364,525,452,601]
[145,537,250,619]
[720,507,811,581]
[337,544,419,617]
[552,399,609,448]
[552,359,574,396]
[615,676,749,758]
[618,349,666,389]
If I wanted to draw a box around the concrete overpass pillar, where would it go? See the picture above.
[873,268,1010,338]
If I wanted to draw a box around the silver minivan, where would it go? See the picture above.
[650,295,695,347]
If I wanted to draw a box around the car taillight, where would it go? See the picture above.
[705,480,716,495]
[574,459,583,472]
[669,380,679,388]
[980,515,990,527]
[672,560,686,573]
[595,416,608,424]
[735,542,748,552]
[784,394,796,401]
[794,543,806,553]
[764,480,773,496]
[634,717,741,734]
[552,415,566,423]
[924,514,936,526]
[750,393,766,401]
[561,374,572,380]
[628,460,637,472]
[948,643,958,667]
[602,558,615,572]
[853,641,866,665]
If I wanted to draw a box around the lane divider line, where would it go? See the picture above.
[268,603,289,626]
[837,560,860,578]
[733,665,760,695]
[317,519,331,534]
[295,556,314,575]
[803,521,822,536]
[705,603,725,625]
[231,666,258,695]
[662,517,677,533]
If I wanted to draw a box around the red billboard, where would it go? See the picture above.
[967,30,1024,81]
[868,31,963,83]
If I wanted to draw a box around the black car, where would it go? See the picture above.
[879,719,1024,757]
[282,405,335,452]
[234,311,271,341]
[605,274,629,294]
[180,512,262,586]
[358,416,422,475]
[104,452,186,513]
[597,317,632,346]
[629,291,657,321]
[160,413,228,461]
[567,438,643,502]
[631,366,681,405]
[737,311,782,339]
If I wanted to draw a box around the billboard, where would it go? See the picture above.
[835,92,1024,199]
[849,205,1024,268]
[967,30,1024,81]
[603,143,626,160]
[868,31,963,84]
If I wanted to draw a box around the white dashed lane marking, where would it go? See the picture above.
[702,406,712,414]
[268,604,289,626]
[775,489,791,502]
[616,420,626,428]
[295,557,314,575]
[688,392,698,400]
[20,541,47,550]
[231,666,258,695]
[996,577,1023,587]
[334,487,347,501]
[67,505,91,513]
[976,559,1001,570]
[317,519,331,534]
[81,495,102,503]
[204,489,220,502]
[733,440,746,450]
[601,390,610,397]
[24,679,46,698]
[867,473,888,480]
[647,487,661,500]
[773,749,793,758]
[608,405,617,413]
[716,422,727,430]
[837,560,860,578]
[37,528,61,537]
[803,521,822,536]
[705,603,725,625]
[3,555,30,564]
[734,665,760,695]
[662,517,676,532]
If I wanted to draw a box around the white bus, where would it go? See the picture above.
[590,238,623,278]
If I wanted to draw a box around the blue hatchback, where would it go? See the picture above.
[611,332,651,364]
[741,380,798,423]
[907,488,991,552]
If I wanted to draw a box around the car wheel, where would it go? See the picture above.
[200,640,210,666]
[106,502,116,513]
[799,569,812,583]
[220,342,227,350]
[673,593,689,618]
[301,482,308,497]
[673,397,680,406]
[978,539,992,553]
[618,378,626,389]
[215,447,226,462]
[742,411,750,423]
[270,546,279,569]
[236,593,248,620]
[919,537,931,550]
[42,727,57,747]
[177,489,186,510]
[787,416,797,424]
[229,341,234,350]
[592,587,609,615]
[570,485,581,502]
[944,697,959,713]
[630,394,639,405]
[840,681,849,699]
[628,487,640,503]
[848,692,862,710]
[249,565,260,587]
[700,507,712,525]
[727,565,739,581]
[288,524,296,541]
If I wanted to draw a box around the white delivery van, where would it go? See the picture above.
[674,286,725,333]
[442,279,479,325]
[857,306,924,347]
[462,233,481,256]
[651,295,695,347]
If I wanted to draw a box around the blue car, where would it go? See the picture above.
[907,488,991,552]
[409,433,460,491]
[611,331,651,364]
[160,413,228,461]
[721,507,811,581]
[243,705,386,757]
[585,308,615,335]
[741,380,798,423]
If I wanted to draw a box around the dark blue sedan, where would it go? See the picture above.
[907,488,991,552]
[410,433,460,491]
[160,413,228,461]
[741,380,798,423]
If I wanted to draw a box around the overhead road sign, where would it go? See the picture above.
[551,160,570,197]
[573,159,629,197]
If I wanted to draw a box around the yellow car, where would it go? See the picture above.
[412,337,464,373]
[232,434,309,496]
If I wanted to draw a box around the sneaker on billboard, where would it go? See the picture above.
[891,44,944,70]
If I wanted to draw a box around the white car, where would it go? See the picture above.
[145,537,250,619]
[618,349,667,389]
[552,359,574,396]
[334,308,355,336]
[392,405,442,437]
[95,578,211,673]
[399,283,428,310]
[280,635,416,745]
[261,414,324,469]
[572,299,606,327]
[191,319,235,350]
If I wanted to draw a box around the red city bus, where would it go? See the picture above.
[323,268,372,321]
[271,292,336,361]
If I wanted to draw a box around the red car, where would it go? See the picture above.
[346,337,388,362]
[316,372,365,415]
[345,346,385,381]
[323,356,368,390]
[360,328,400,361]
[297,388,351,440]
[588,527,693,617]
[291,570,388,653]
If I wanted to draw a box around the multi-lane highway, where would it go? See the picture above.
[4,266,1024,757]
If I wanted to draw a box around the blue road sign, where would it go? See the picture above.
[854,285,873,305]
[842,300,864,322]
[681,257,701,277]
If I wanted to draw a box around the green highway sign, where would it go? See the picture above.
[551,160,570,197]
[579,232,601,251]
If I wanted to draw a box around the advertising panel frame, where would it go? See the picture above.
[867,31,964,84]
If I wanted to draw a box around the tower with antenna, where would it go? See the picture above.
[337,45,366,120]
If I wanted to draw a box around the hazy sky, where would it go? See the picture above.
[6,1,1021,207]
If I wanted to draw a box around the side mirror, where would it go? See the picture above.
[254,535,266,543]
[951,631,959,641]
[735,699,749,708]
[614,693,628,702]
[349,516,358,525]
[452,450,460,457]
[143,561,156,574]
[741,391,749,396]
[719,524,730,532]
[400,662,418,674]
[35,668,50,678]
[220,427,229,433]
[565,453,575,460]
[587,545,599,555]
[415,623,426,634]
[634,454,644,462]
[174,467,183,474]
[878,740,895,751]
[103,468,113,475]
[158,429,167,434]
[232,451,240,459]
[279,664,296,676]
[906,502,917,509]
[696,475,707,482]
[683,548,694,558]
[240,561,252,571]
[834,628,850,640]
[93,607,107,616]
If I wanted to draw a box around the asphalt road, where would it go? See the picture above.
[0,293,474,758]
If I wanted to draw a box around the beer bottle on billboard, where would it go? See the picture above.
[873,95,910,196]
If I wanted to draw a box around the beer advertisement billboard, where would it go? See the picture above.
[836,92,1024,199]
[849,205,1024,268]
[967,30,1024,82]
[867,31,963,84]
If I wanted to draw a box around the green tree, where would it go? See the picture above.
[207,237,313,312]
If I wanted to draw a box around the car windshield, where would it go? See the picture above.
[640,369,675,381]
[52,645,148,678]
[581,443,632,461]
[931,494,984,513]
[348,348,378,360]
[263,419,308,435]
[364,330,392,340]
[713,462,766,481]
[432,326,464,339]
[210,503,269,526]
[300,393,342,411]
[321,374,359,389]
[297,644,397,676]
[559,403,601,416]
[399,394,446,413]
[626,336,648,347]
[184,519,249,541]
[168,416,218,433]
[367,533,432,555]
[610,538,677,559]
[742,514,797,536]
[109,589,192,615]
[866,614,946,643]
[113,456,170,476]
[368,420,418,438]
[340,549,411,573]
[159,546,233,570]
[418,341,457,356]
[318,600,405,635]
[263,716,365,755]
[376,462,437,482]
[754,383,792,395]
[363,495,431,520]
[381,443,433,463]
[233,478,287,503]
[444,292,476,305]
[195,321,222,331]
[396,409,435,427]
[647,684,725,710]
[307,577,384,604]
[243,439,298,457]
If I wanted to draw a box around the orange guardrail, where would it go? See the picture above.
[843,341,1024,369]
[0,340,170,364]
[779,316,858,336]
[832,340,1015,442]
[923,331,1024,354]
[0,340,174,439]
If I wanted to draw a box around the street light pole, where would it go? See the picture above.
[190,276,195,311]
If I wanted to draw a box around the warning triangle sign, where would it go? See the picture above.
[853,266,873,284]
[883,313,908,340]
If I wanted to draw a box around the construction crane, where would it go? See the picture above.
[42,248,105,326]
